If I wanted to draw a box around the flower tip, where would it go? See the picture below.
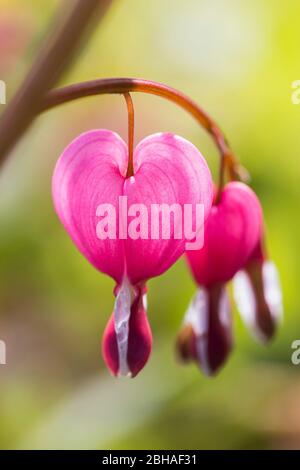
[201,339,233,377]
[253,303,278,344]
[117,371,133,379]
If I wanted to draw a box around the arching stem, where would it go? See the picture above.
[123,93,135,178]
[41,78,246,181]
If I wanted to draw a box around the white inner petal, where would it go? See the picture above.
[219,288,231,329]
[233,270,256,330]
[184,288,211,375]
[233,261,283,341]
[184,288,209,336]
[263,261,283,322]
[142,293,148,310]
[114,279,135,377]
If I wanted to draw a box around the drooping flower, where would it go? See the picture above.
[233,235,283,343]
[52,129,213,377]
[177,182,263,375]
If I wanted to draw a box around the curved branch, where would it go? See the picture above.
[41,78,245,181]
[42,78,229,154]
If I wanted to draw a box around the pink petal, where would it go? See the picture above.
[52,129,128,283]
[187,182,263,287]
[125,132,213,283]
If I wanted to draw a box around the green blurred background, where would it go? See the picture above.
[0,0,299,450]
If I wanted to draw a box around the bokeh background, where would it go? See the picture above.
[0,0,299,450]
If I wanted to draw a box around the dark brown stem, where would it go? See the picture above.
[0,0,113,164]
[124,93,135,178]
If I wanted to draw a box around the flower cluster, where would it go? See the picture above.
[52,114,282,378]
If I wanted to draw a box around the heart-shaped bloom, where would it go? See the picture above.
[233,236,283,342]
[177,182,263,375]
[186,182,263,287]
[52,129,213,377]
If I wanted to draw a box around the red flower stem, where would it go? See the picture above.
[41,78,245,183]
[123,93,135,178]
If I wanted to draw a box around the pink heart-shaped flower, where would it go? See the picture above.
[52,129,213,285]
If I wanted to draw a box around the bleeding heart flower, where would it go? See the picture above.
[52,129,213,377]
[233,236,283,343]
[177,182,263,375]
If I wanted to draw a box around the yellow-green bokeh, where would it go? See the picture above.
[0,0,299,450]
